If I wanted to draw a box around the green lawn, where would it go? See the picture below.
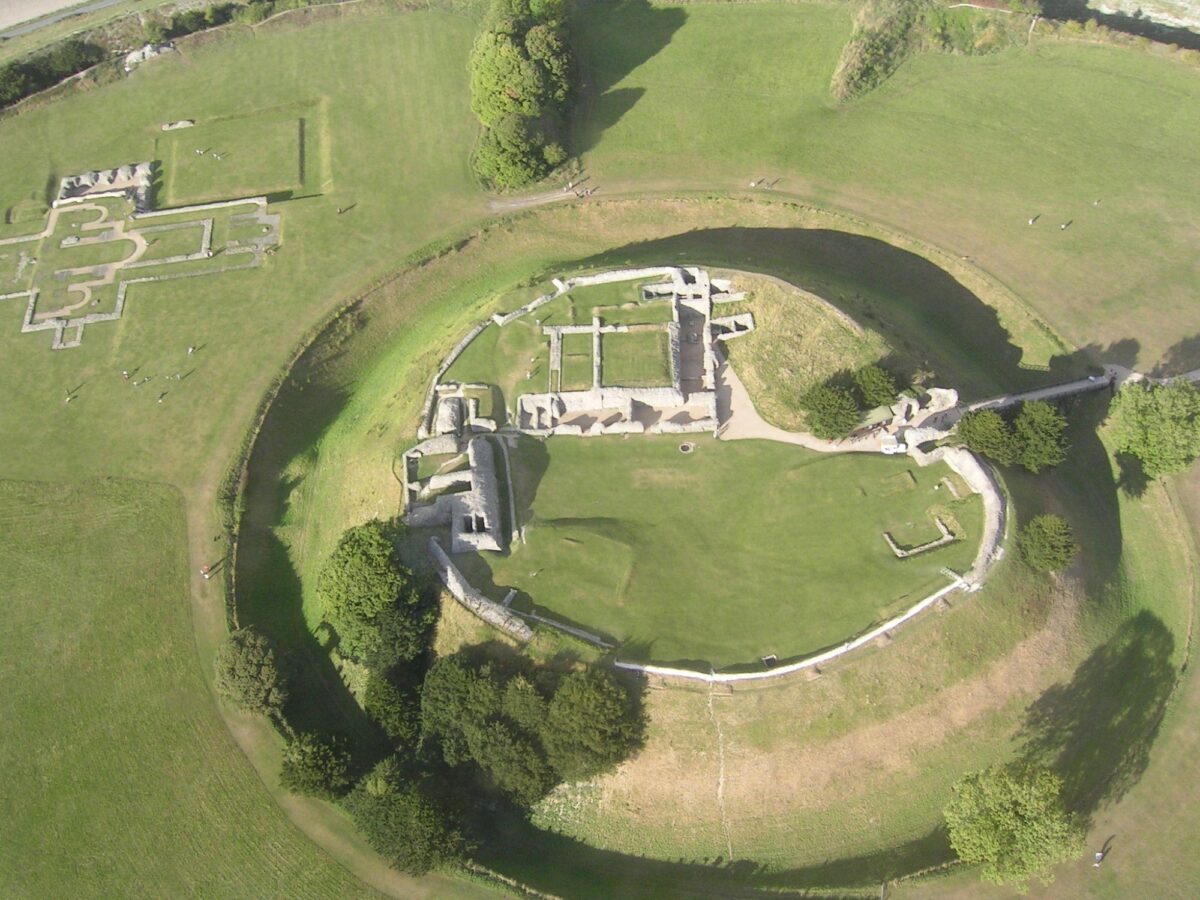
[600,327,671,387]
[158,113,306,206]
[574,2,1200,369]
[0,479,383,897]
[459,435,981,668]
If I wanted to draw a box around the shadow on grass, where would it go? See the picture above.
[476,811,952,898]
[1151,332,1200,377]
[565,227,1122,399]
[1018,610,1176,821]
[569,0,687,154]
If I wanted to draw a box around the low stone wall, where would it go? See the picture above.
[419,321,490,437]
[614,578,964,685]
[428,538,533,642]
[911,445,1006,587]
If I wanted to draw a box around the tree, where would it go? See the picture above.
[0,62,35,107]
[502,675,548,732]
[524,23,572,105]
[279,732,351,799]
[143,16,168,43]
[364,670,421,752]
[798,384,861,439]
[957,409,1019,466]
[214,626,288,718]
[420,657,502,765]
[853,364,899,408]
[541,669,641,781]
[1018,514,1078,573]
[944,764,1084,889]
[1108,380,1200,478]
[1012,400,1068,473]
[469,30,548,127]
[474,114,548,188]
[317,521,430,663]
[346,762,467,875]
[468,719,556,805]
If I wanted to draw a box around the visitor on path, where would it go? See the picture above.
[200,564,212,580]
[157,392,167,404]
[1093,851,1104,868]
[187,346,196,355]
[122,370,130,380]
[1061,220,1072,230]
[1028,214,1040,225]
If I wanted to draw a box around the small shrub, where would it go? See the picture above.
[853,364,899,408]
[1018,514,1078,573]
[279,732,351,799]
[214,626,288,718]
[799,383,861,439]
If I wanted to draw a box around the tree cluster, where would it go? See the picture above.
[799,364,901,439]
[1017,513,1078,573]
[0,41,106,109]
[470,0,574,187]
[1108,380,1200,479]
[421,656,643,806]
[944,763,1084,889]
[316,521,437,670]
[957,400,1068,472]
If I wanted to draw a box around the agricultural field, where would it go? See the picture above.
[1,0,1198,897]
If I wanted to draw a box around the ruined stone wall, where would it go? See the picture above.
[428,538,534,642]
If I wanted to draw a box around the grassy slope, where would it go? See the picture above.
[462,434,980,667]
[573,1,1200,368]
[0,479,383,898]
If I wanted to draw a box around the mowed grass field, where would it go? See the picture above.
[0,479,382,897]
[573,1,1200,368]
[460,435,981,667]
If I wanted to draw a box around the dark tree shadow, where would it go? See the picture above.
[1151,333,1200,378]
[1115,451,1150,498]
[474,814,953,898]
[1018,610,1176,821]
[569,0,687,154]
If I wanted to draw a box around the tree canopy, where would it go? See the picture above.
[944,764,1084,889]
[468,0,574,186]
[1018,514,1079,573]
[541,669,643,782]
[958,401,1068,473]
[346,759,467,875]
[213,626,288,718]
[279,732,351,799]
[316,521,434,663]
[421,657,642,804]
[853,364,899,408]
[799,384,861,439]
[1108,380,1200,479]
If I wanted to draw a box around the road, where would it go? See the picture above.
[0,0,128,39]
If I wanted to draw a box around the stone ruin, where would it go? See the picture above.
[402,265,756,641]
[55,162,154,213]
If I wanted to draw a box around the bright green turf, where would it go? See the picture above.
[0,479,382,898]
[600,328,671,386]
[573,2,1200,367]
[459,434,982,668]
[158,113,305,206]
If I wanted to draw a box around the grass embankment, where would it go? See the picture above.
[234,196,1189,891]
[571,1,1200,367]
[721,272,893,431]
[458,434,980,668]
